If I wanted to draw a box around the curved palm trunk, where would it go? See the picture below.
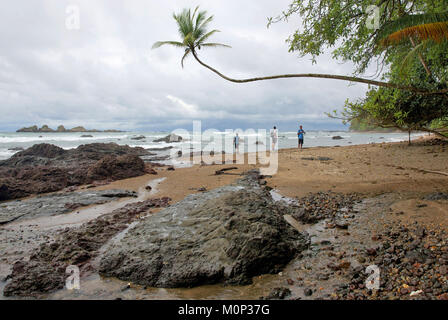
[191,50,447,95]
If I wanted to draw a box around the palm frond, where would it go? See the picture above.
[181,48,191,68]
[403,40,430,67]
[197,15,214,33]
[378,12,448,46]
[194,8,207,30]
[196,30,220,46]
[398,40,431,76]
[201,43,232,48]
[152,41,185,49]
[174,9,194,39]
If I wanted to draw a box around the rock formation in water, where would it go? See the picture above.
[154,133,183,143]
[16,125,124,133]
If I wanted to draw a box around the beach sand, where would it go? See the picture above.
[90,136,448,228]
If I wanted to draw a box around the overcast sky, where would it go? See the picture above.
[0,0,373,132]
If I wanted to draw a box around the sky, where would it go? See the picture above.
[0,0,373,132]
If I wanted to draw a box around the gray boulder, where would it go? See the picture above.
[154,134,183,143]
[131,135,146,141]
[99,173,308,288]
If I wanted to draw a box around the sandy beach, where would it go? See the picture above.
[91,136,448,229]
[1,136,448,300]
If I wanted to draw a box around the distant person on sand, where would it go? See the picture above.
[270,126,278,151]
[298,125,305,150]
[234,133,240,152]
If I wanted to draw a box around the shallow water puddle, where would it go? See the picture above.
[5,178,167,231]
[0,177,167,299]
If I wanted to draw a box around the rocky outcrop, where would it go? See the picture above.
[69,126,89,132]
[86,155,145,181]
[0,189,137,225]
[3,198,172,297]
[16,125,38,132]
[11,143,66,160]
[154,134,183,143]
[99,171,309,288]
[39,125,55,132]
[16,125,123,133]
[0,143,156,201]
[332,136,344,140]
[131,135,146,140]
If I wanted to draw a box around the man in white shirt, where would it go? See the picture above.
[270,126,278,152]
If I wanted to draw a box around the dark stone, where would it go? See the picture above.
[304,288,313,296]
[154,134,183,143]
[262,287,291,300]
[131,135,146,141]
[99,173,308,288]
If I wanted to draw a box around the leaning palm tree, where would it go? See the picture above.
[152,6,446,95]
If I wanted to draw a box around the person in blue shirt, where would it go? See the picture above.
[297,125,305,150]
[233,133,240,152]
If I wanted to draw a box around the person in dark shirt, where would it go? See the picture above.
[297,125,305,150]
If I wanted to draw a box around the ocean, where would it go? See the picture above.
[0,130,426,162]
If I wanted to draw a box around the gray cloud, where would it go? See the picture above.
[0,0,371,132]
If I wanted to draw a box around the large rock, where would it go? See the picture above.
[154,134,183,143]
[99,173,308,288]
[86,155,146,181]
[16,125,38,132]
[0,143,156,201]
[39,125,55,132]
[16,125,123,133]
[12,143,66,159]
[131,135,146,141]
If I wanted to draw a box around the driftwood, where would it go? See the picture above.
[215,167,239,175]
[414,168,448,176]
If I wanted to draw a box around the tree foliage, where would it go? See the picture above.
[269,0,448,74]
[152,7,231,68]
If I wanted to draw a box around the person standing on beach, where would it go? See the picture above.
[271,126,278,151]
[298,125,305,150]
[234,133,240,152]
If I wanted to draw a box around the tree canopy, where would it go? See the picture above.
[269,0,448,74]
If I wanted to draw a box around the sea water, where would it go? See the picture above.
[0,130,426,161]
